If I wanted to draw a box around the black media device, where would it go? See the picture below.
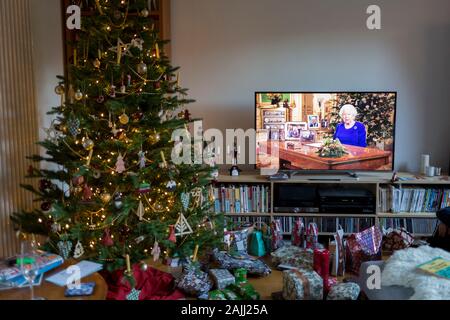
[273,184,319,213]
[318,187,375,213]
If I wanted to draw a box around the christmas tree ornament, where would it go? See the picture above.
[67,117,80,137]
[82,136,94,150]
[166,180,176,192]
[136,200,144,221]
[137,61,148,75]
[96,95,105,103]
[175,213,193,236]
[138,182,151,194]
[39,179,52,192]
[151,240,161,261]
[138,150,146,169]
[190,187,203,209]
[168,225,176,243]
[139,261,148,271]
[93,169,101,179]
[159,151,167,168]
[127,74,132,86]
[73,240,84,259]
[82,184,93,201]
[72,174,84,186]
[51,222,61,233]
[126,288,141,300]
[57,240,73,259]
[100,192,112,203]
[132,111,144,122]
[141,8,149,17]
[75,89,83,101]
[114,193,123,209]
[110,85,116,98]
[102,228,114,246]
[55,84,65,95]
[153,81,161,89]
[180,192,190,211]
[40,202,52,213]
[119,112,129,125]
[115,153,126,173]
[135,235,145,244]
[93,58,101,69]
[120,84,126,94]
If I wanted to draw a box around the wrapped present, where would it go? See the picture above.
[229,228,249,254]
[326,282,360,300]
[208,290,227,300]
[212,248,271,276]
[248,230,266,257]
[234,268,247,284]
[222,288,241,300]
[306,222,319,249]
[271,220,284,250]
[346,226,383,275]
[330,226,345,276]
[262,225,272,253]
[313,248,330,292]
[271,245,314,270]
[382,227,414,251]
[324,277,338,296]
[291,218,305,247]
[209,269,235,290]
[282,268,323,300]
[176,263,212,297]
[230,282,260,300]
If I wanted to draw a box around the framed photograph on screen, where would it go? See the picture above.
[284,122,307,140]
[300,130,316,144]
[307,115,320,129]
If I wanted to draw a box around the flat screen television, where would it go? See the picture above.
[255,92,397,172]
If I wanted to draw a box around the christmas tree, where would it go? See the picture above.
[328,93,396,147]
[11,0,222,274]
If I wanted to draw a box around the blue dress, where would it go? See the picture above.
[333,122,367,147]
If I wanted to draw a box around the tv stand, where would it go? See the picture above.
[286,171,359,181]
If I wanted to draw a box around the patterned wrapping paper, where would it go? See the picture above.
[346,226,383,275]
[271,245,314,270]
[382,227,414,251]
[212,249,271,276]
[306,222,319,249]
[282,268,323,300]
[209,269,236,290]
[271,220,284,250]
[176,266,212,297]
[291,218,305,247]
[326,282,360,300]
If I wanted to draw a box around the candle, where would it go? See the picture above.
[160,151,167,167]
[192,245,199,262]
[125,254,131,273]
[73,49,77,66]
[176,72,180,87]
[117,40,122,65]
[155,43,160,59]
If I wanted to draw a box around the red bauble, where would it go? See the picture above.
[39,179,52,191]
[102,228,114,247]
[168,225,176,243]
[82,184,93,201]
[72,175,84,186]
[40,202,52,213]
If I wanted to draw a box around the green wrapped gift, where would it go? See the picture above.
[208,290,227,300]
[229,283,260,300]
[234,268,247,284]
[222,288,242,300]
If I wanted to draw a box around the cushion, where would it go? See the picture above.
[326,282,360,300]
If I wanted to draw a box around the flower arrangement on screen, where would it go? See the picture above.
[317,139,348,158]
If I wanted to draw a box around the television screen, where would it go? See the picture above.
[255,92,396,171]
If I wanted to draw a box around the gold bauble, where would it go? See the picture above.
[55,85,65,95]
[75,89,83,101]
[93,58,101,69]
[100,193,112,203]
[119,113,129,125]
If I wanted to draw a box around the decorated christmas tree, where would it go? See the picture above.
[11,0,222,274]
[328,93,396,147]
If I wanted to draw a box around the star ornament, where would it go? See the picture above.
[126,287,141,300]
[108,38,134,58]
[43,120,64,144]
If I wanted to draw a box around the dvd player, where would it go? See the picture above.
[318,187,375,213]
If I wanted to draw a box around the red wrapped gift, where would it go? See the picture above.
[291,218,305,247]
[382,227,414,251]
[271,219,284,250]
[346,226,383,275]
[324,277,338,296]
[313,248,330,281]
[306,222,319,249]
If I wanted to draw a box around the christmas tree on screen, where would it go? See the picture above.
[11,0,222,274]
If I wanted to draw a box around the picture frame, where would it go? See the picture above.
[307,115,320,129]
[284,122,307,140]
[300,130,317,143]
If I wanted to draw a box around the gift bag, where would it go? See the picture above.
[271,219,284,250]
[346,226,383,275]
[248,230,266,257]
[176,262,213,297]
[382,227,414,251]
[291,218,305,247]
[330,226,345,276]
[306,222,319,249]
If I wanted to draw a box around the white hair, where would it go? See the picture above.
[339,104,358,118]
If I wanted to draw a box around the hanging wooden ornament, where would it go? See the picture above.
[174,213,193,236]
[190,187,203,209]
[151,242,160,262]
[138,150,146,169]
[73,240,84,259]
[136,200,144,221]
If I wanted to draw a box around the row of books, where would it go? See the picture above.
[213,185,270,213]
[379,218,438,235]
[378,186,450,213]
[273,216,376,235]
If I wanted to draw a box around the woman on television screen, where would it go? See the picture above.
[333,104,367,147]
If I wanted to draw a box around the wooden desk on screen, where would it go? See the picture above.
[260,141,391,170]
[0,260,107,300]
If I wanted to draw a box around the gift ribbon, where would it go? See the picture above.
[292,270,310,299]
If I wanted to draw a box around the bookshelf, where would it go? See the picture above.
[214,172,450,237]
